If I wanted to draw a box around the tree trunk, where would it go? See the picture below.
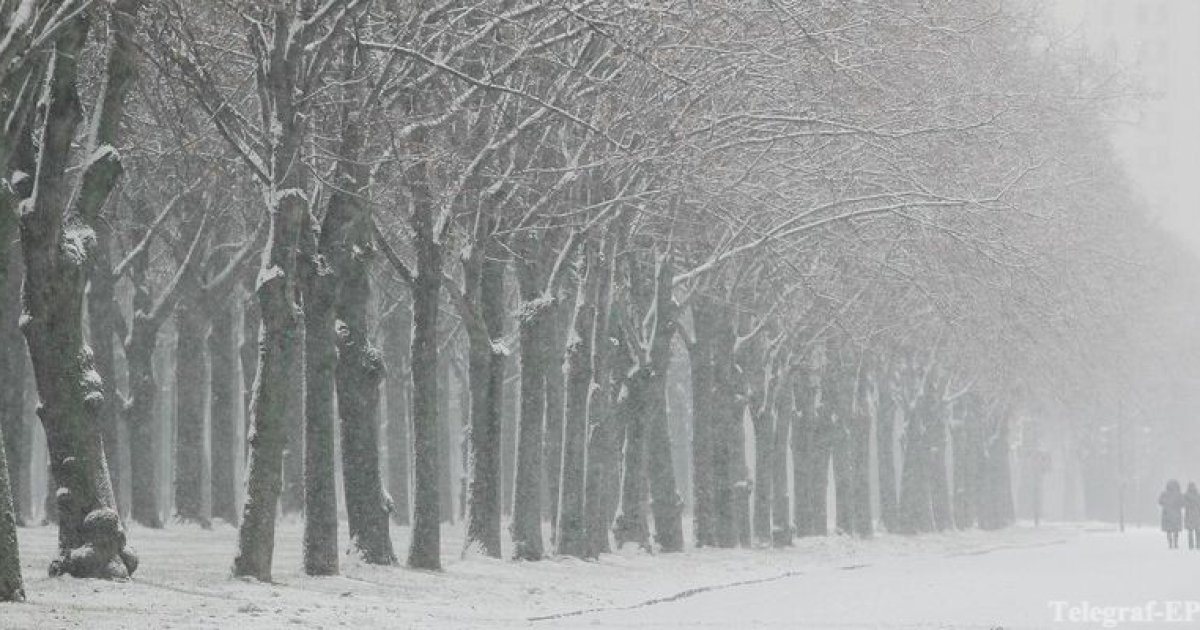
[156,337,174,521]
[0,350,28,530]
[501,366,518,519]
[710,305,739,547]
[87,223,122,522]
[543,301,568,535]
[792,372,817,536]
[928,401,953,531]
[0,239,28,527]
[979,410,1015,530]
[437,360,455,522]
[125,331,161,529]
[770,387,793,546]
[456,361,469,524]
[300,215,339,575]
[234,263,300,580]
[0,399,22,601]
[336,257,394,564]
[582,237,619,557]
[18,13,138,579]
[898,396,934,534]
[231,4,315,581]
[240,293,259,453]
[464,245,506,557]
[582,371,619,557]
[849,379,874,538]
[209,304,239,526]
[43,463,57,525]
[832,423,852,535]
[809,381,833,537]
[80,0,141,530]
[876,373,898,532]
[611,366,650,549]
[328,114,395,560]
[383,305,411,526]
[951,398,982,530]
[173,296,209,526]
[282,318,306,516]
[511,253,551,560]
[511,313,549,559]
[407,271,443,569]
[0,198,24,601]
[555,247,596,558]
[751,404,774,544]
[643,257,683,553]
[995,418,1015,527]
[299,333,336,567]
[501,367,518,519]
[437,355,454,524]
[406,157,444,569]
[829,363,853,535]
[687,316,716,548]
[645,368,684,552]
[732,416,752,548]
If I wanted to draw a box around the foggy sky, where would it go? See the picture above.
[1052,0,1200,251]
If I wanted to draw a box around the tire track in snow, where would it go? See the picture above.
[527,569,808,622]
[529,535,1071,623]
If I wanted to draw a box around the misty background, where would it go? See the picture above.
[1035,0,1200,524]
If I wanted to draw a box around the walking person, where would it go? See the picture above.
[1160,480,1185,549]
[1184,483,1200,549]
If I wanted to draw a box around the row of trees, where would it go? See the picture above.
[1,0,1194,602]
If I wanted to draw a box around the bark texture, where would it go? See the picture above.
[581,236,619,557]
[0,237,28,528]
[770,386,793,546]
[463,241,507,558]
[331,135,395,563]
[281,320,305,517]
[300,217,339,574]
[792,371,818,536]
[17,3,140,580]
[555,247,597,558]
[406,145,444,570]
[233,7,312,581]
[209,303,239,526]
[687,319,716,548]
[612,365,650,549]
[87,221,121,522]
[876,368,898,532]
[0,196,24,600]
[383,306,411,526]
[173,293,209,526]
[337,311,393,564]
[643,257,683,553]
[0,406,23,601]
[511,246,553,561]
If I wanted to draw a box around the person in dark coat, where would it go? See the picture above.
[1160,480,1185,549]
[1184,483,1200,549]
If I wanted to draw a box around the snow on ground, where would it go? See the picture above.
[0,519,1168,629]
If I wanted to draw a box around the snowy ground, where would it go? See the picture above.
[0,519,1186,629]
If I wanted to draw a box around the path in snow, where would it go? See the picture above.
[1,520,1178,629]
[549,527,1195,629]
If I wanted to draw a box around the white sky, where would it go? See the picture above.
[1049,0,1200,251]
